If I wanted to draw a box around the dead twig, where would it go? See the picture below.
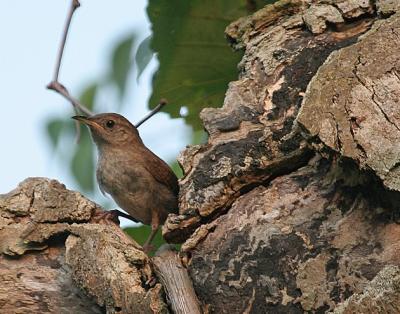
[47,81,92,117]
[47,0,89,141]
[48,0,165,136]
[47,0,92,116]
[135,98,167,128]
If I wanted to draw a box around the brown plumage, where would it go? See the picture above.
[73,113,178,250]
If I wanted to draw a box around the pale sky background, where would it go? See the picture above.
[0,1,190,225]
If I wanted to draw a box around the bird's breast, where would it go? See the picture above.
[95,148,177,225]
[96,151,154,224]
[96,153,143,196]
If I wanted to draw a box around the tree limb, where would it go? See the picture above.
[153,244,202,314]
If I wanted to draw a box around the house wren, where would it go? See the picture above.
[72,113,179,251]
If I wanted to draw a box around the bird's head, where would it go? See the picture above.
[72,113,143,148]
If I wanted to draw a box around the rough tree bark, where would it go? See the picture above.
[2,0,400,313]
[164,0,400,313]
[0,178,168,313]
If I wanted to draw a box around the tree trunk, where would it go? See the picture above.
[164,0,400,313]
[2,0,400,313]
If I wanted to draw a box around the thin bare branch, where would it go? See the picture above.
[135,99,168,128]
[52,0,80,82]
[47,81,93,116]
[47,0,93,118]
[48,0,164,131]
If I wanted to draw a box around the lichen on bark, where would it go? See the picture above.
[164,0,400,313]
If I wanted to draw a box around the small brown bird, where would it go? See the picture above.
[72,113,179,251]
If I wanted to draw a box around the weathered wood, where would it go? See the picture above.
[0,178,168,314]
[0,246,102,314]
[332,265,400,314]
[153,245,202,314]
[162,0,400,313]
[184,155,400,313]
[298,12,400,191]
[163,0,377,244]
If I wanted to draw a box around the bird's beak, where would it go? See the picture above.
[72,116,100,129]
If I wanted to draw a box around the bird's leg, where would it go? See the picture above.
[142,225,158,253]
[142,210,159,253]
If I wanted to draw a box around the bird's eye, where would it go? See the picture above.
[106,120,115,129]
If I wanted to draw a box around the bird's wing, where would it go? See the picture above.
[140,148,179,196]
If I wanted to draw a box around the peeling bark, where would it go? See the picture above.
[164,0,400,313]
[297,12,400,192]
[184,156,400,313]
[163,0,378,243]
[0,178,168,313]
[331,265,400,313]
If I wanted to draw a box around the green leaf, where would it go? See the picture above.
[46,119,65,149]
[66,82,99,192]
[79,83,98,111]
[170,160,183,179]
[192,129,208,145]
[147,0,272,130]
[124,225,165,255]
[71,130,94,192]
[46,117,76,151]
[135,35,154,81]
[111,34,135,100]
